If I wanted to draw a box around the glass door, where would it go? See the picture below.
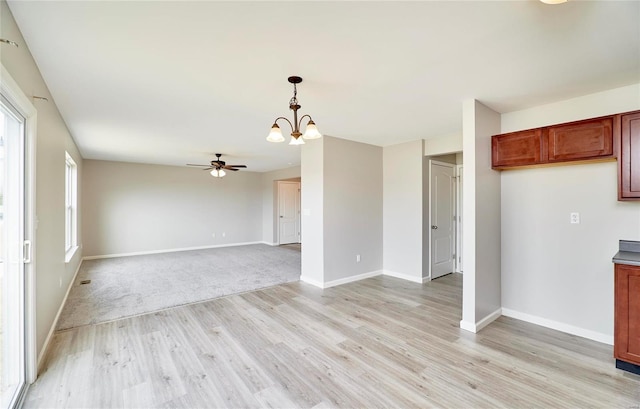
[0,94,27,409]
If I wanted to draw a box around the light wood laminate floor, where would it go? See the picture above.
[25,274,640,408]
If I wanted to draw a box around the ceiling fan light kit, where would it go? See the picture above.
[267,76,322,145]
[210,169,226,178]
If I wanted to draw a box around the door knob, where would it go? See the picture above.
[280,216,284,218]
[431,225,438,230]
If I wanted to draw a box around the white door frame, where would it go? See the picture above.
[276,180,301,245]
[428,159,456,280]
[455,164,463,273]
[1,64,38,398]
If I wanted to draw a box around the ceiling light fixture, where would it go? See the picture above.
[540,0,567,4]
[210,168,226,178]
[267,76,322,145]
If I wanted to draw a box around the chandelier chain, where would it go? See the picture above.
[289,83,298,107]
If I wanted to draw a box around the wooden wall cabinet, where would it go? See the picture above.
[491,116,615,170]
[492,110,639,200]
[615,263,640,368]
[491,129,542,168]
[546,117,613,162]
[619,111,640,200]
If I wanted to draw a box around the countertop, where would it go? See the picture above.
[613,240,640,267]
[613,251,640,267]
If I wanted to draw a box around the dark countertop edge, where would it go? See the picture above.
[613,251,640,267]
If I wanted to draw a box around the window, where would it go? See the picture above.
[65,152,77,259]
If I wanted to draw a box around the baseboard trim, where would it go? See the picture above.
[322,270,382,289]
[299,275,324,288]
[459,308,502,333]
[459,320,476,333]
[502,308,613,345]
[83,241,265,260]
[37,258,83,370]
[476,308,503,332]
[261,241,278,246]
[382,269,424,284]
[300,270,383,289]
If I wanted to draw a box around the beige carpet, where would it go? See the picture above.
[56,244,300,330]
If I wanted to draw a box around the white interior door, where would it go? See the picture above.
[430,161,455,279]
[278,181,300,245]
[0,94,27,409]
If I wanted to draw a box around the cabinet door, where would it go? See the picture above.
[620,111,640,199]
[546,117,613,162]
[491,129,542,169]
[615,264,640,365]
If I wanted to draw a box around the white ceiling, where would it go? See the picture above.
[7,1,640,172]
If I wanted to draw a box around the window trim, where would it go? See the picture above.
[64,152,78,262]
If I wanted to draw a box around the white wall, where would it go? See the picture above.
[300,136,383,287]
[502,84,640,132]
[1,0,83,360]
[324,137,383,282]
[301,138,324,285]
[461,99,502,332]
[473,102,502,322]
[383,140,425,282]
[500,84,640,343]
[82,160,262,256]
[260,166,301,244]
[424,132,462,156]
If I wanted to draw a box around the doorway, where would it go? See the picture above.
[277,181,301,245]
[0,72,36,409]
[0,99,31,409]
[429,160,456,279]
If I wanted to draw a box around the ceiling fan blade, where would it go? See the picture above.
[202,167,214,171]
[186,163,210,167]
[222,166,239,171]
[226,165,247,168]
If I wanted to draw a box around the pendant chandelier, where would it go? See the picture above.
[267,76,322,145]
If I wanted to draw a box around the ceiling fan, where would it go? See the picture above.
[187,153,247,178]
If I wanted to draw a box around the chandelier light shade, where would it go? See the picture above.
[289,136,305,146]
[267,123,285,143]
[267,76,322,145]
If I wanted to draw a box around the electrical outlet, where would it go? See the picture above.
[570,212,580,224]
[212,233,216,238]
[356,254,361,263]
[222,232,226,238]
[59,277,62,288]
